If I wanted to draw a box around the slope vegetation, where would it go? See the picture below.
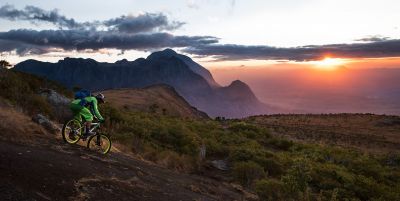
[102,85,208,119]
[247,114,400,153]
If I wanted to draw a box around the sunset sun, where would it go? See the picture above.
[313,57,346,70]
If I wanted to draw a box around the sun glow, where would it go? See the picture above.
[313,57,346,70]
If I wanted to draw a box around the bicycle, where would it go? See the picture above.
[62,118,112,154]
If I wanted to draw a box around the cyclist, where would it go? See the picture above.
[70,93,105,139]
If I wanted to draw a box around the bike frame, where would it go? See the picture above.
[73,122,101,136]
[89,122,101,133]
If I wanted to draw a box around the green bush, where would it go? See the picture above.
[255,179,284,201]
[229,122,271,139]
[257,158,284,177]
[24,94,53,117]
[281,159,311,196]
[233,161,266,188]
[266,138,294,151]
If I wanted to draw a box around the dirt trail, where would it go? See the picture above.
[0,138,245,201]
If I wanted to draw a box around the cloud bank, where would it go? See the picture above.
[183,40,400,61]
[0,29,218,55]
[0,5,184,33]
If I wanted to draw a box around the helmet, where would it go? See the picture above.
[95,93,105,103]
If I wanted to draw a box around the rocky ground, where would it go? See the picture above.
[0,136,248,201]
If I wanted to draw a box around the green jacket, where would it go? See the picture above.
[71,96,104,120]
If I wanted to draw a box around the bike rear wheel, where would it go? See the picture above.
[87,134,112,154]
[62,119,82,144]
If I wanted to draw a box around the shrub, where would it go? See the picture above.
[155,150,197,172]
[255,179,284,201]
[257,158,284,177]
[150,122,200,155]
[267,138,294,151]
[230,145,273,162]
[232,161,266,188]
[229,122,271,139]
[203,138,229,158]
[281,159,312,196]
[24,94,54,117]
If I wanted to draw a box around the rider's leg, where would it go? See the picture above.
[85,121,92,134]
[80,108,94,136]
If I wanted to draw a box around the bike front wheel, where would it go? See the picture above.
[62,119,82,144]
[87,134,112,154]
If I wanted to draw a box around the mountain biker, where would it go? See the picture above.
[70,93,105,138]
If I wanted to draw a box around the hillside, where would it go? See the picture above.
[246,114,400,153]
[102,85,209,119]
[0,109,245,201]
[1,68,400,201]
[14,49,270,118]
[0,69,249,201]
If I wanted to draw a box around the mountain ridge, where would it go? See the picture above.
[14,49,271,118]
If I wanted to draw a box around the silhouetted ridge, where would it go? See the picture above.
[14,49,270,117]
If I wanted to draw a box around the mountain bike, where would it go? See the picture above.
[62,119,112,154]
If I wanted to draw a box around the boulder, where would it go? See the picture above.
[39,88,72,121]
[32,114,61,134]
[210,160,229,171]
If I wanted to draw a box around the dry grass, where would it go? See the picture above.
[0,99,49,143]
[102,85,208,119]
[248,114,400,153]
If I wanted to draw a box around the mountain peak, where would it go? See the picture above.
[230,80,246,85]
[228,80,250,89]
[115,59,130,65]
[161,48,177,55]
[222,79,259,104]
[147,48,178,60]
[60,57,97,65]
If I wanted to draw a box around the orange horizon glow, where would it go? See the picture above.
[203,56,400,71]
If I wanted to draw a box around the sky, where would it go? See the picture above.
[0,0,400,69]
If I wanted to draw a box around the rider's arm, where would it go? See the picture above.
[91,97,104,121]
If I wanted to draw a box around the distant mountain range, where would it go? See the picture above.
[14,49,275,117]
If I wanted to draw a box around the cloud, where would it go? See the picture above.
[0,5,184,33]
[186,0,200,9]
[0,39,52,55]
[183,40,400,61]
[104,13,185,33]
[0,29,218,55]
[0,5,82,29]
[0,4,200,55]
[230,0,236,8]
[355,35,391,42]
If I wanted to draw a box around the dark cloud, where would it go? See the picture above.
[0,29,218,55]
[104,13,185,33]
[0,5,82,29]
[183,40,400,61]
[0,39,51,55]
[0,5,184,33]
[0,4,201,55]
[355,35,390,42]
